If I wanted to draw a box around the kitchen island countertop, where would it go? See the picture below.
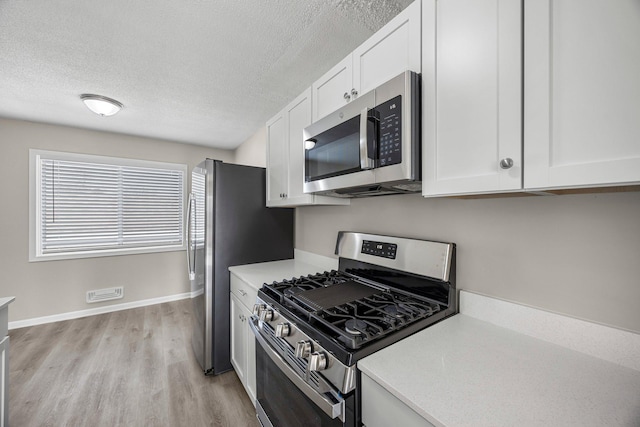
[358,291,640,427]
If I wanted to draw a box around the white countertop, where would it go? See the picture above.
[0,297,15,310]
[229,250,337,290]
[358,292,640,427]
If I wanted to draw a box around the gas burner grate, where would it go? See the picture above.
[311,292,442,349]
[259,269,446,351]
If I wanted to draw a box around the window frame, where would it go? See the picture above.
[29,149,188,262]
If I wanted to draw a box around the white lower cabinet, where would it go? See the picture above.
[229,275,257,405]
[0,299,12,427]
[0,336,8,427]
[361,374,434,427]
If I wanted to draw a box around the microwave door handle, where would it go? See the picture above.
[359,108,374,170]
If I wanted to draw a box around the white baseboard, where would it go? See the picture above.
[8,292,192,330]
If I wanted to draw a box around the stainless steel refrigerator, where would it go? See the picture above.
[187,159,294,375]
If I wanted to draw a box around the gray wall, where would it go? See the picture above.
[233,124,640,332]
[0,118,233,322]
[296,192,640,333]
[233,126,267,167]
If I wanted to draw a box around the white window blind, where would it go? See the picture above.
[190,170,206,246]
[31,150,186,260]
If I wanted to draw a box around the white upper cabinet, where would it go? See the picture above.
[266,113,287,204]
[266,88,349,207]
[312,0,421,122]
[286,89,315,204]
[312,56,353,123]
[422,0,522,196]
[352,0,422,97]
[524,0,640,190]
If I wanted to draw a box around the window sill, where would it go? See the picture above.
[29,244,186,262]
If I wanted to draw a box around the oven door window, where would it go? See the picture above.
[255,343,345,427]
[305,115,362,182]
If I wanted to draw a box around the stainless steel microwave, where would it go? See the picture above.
[303,71,421,198]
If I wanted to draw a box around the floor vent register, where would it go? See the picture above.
[86,286,124,303]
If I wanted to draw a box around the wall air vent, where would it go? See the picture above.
[86,286,124,303]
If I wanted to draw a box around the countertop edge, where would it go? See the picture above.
[0,297,15,310]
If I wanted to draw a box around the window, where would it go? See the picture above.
[29,149,187,261]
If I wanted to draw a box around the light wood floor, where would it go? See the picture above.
[8,299,258,427]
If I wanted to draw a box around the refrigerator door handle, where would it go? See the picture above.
[186,193,195,280]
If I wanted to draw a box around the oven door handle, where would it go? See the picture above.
[249,317,346,422]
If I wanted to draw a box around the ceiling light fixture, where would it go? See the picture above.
[80,94,123,117]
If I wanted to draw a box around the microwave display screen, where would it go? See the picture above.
[376,95,402,167]
[305,115,361,181]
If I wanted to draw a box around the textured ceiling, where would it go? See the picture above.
[0,0,413,149]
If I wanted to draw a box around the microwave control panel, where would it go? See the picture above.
[361,240,397,259]
[376,95,402,167]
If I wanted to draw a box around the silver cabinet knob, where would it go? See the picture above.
[275,323,291,338]
[295,340,312,358]
[351,88,358,97]
[239,289,247,297]
[500,158,514,169]
[259,309,274,322]
[343,92,351,102]
[252,304,265,316]
[308,352,327,372]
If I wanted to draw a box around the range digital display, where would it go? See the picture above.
[361,240,397,259]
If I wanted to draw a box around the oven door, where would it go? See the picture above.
[249,318,349,427]
[303,90,376,195]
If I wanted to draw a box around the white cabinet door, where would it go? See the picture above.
[230,283,256,407]
[312,55,353,122]
[245,314,256,405]
[353,0,421,96]
[230,293,246,383]
[524,0,640,190]
[361,374,434,427]
[422,0,522,197]
[284,88,314,204]
[0,336,8,427]
[266,89,350,207]
[266,113,288,206]
[313,2,422,122]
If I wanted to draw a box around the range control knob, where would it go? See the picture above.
[295,340,312,358]
[259,309,274,322]
[275,323,291,338]
[308,352,328,372]
[252,304,265,316]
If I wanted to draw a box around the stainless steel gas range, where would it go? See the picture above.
[249,232,457,427]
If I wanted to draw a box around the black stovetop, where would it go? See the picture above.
[258,266,455,365]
